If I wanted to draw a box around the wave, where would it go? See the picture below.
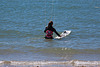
[0,45,100,55]
[35,48,100,54]
[95,6,100,8]
[0,30,34,38]
[0,49,25,55]
[0,60,100,67]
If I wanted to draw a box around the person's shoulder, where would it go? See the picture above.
[45,26,48,28]
[52,27,56,30]
[52,26,55,29]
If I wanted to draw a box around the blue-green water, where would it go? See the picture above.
[0,0,100,61]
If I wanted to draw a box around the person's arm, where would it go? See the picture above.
[53,28,61,37]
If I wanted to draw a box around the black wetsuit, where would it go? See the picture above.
[44,26,60,39]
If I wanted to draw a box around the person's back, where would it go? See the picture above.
[44,21,61,39]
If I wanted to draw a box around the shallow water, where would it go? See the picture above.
[0,0,100,62]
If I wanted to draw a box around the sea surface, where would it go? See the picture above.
[0,0,100,66]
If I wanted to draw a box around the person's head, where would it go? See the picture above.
[48,21,53,27]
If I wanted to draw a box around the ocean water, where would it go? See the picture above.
[0,0,100,65]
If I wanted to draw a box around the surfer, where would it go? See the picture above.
[44,21,61,39]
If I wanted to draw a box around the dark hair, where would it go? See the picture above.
[48,21,53,28]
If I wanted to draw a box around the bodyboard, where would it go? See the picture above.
[55,30,71,39]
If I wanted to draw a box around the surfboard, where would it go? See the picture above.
[55,30,71,39]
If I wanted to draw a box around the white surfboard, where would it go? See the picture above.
[55,30,71,39]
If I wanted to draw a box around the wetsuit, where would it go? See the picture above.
[44,26,60,39]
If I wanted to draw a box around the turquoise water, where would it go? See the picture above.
[0,0,100,61]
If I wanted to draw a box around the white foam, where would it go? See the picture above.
[0,60,100,66]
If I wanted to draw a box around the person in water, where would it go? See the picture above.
[44,21,61,39]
